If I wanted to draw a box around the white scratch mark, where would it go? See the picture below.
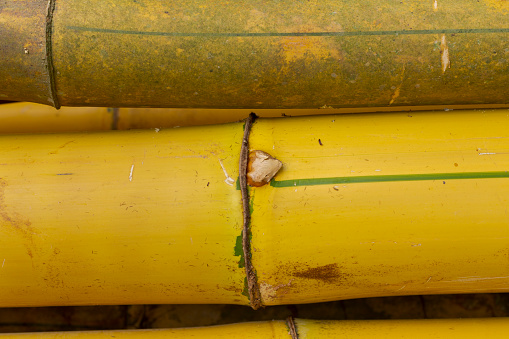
[154,128,160,133]
[479,152,497,155]
[446,276,509,283]
[173,155,208,159]
[375,169,381,172]
[190,237,193,244]
[129,164,135,182]
[440,34,450,73]
[426,276,432,284]
[2,259,4,268]
[396,285,406,291]
[433,0,438,11]
[219,159,234,186]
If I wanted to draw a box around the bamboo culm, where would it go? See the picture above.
[1,111,509,307]
[1,0,509,108]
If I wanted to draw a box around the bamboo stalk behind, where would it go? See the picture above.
[2,318,509,338]
[0,322,290,339]
[0,111,509,307]
[2,102,509,134]
[1,0,509,108]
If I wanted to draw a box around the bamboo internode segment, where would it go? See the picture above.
[250,112,509,305]
[2,318,509,338]
[0,1,54,106]
[3,102,509,134]
[0,123,248,307]
[1,111,509,307]
[1,0,509,108]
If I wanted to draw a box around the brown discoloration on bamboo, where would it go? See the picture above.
[0,179,36,260]
[259,262,353,304]
[292,263,342,284]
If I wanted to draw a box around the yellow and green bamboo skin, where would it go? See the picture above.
[2,0,509,108]
[1,110,509,307]
[2,318,509,338]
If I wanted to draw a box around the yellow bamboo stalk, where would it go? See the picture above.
[250,111,509,305]
[0,103,115,133]
[296,318,509,338]
[0,123,247,307]
[0,322,290,339]
[2,102,509,133]
[1,110,509,307]
[2,318,509,338]
[2,0,509,108]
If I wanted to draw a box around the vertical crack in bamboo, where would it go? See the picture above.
[45,0,60,109]
[239,113,263,309]
[286,316,300,339]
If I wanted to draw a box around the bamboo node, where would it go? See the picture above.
[45,0,61,109]
[239,113,263,309]
[286,316,300,339]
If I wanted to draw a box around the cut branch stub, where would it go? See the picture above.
[247,150,282,187]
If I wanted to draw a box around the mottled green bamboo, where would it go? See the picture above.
[0,0,56,106]
[1,0,509,108]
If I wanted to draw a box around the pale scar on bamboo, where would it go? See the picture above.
[247,150,282,187]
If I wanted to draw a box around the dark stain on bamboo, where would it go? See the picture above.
[292,263,342,284]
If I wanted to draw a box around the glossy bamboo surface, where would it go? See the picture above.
[250,111,509,305]
[0,124,247,306]
[1,111,509,307]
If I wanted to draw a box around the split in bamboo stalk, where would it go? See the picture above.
[2,318,509,338]
[1,110,509,307]
[1,0,509,108]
